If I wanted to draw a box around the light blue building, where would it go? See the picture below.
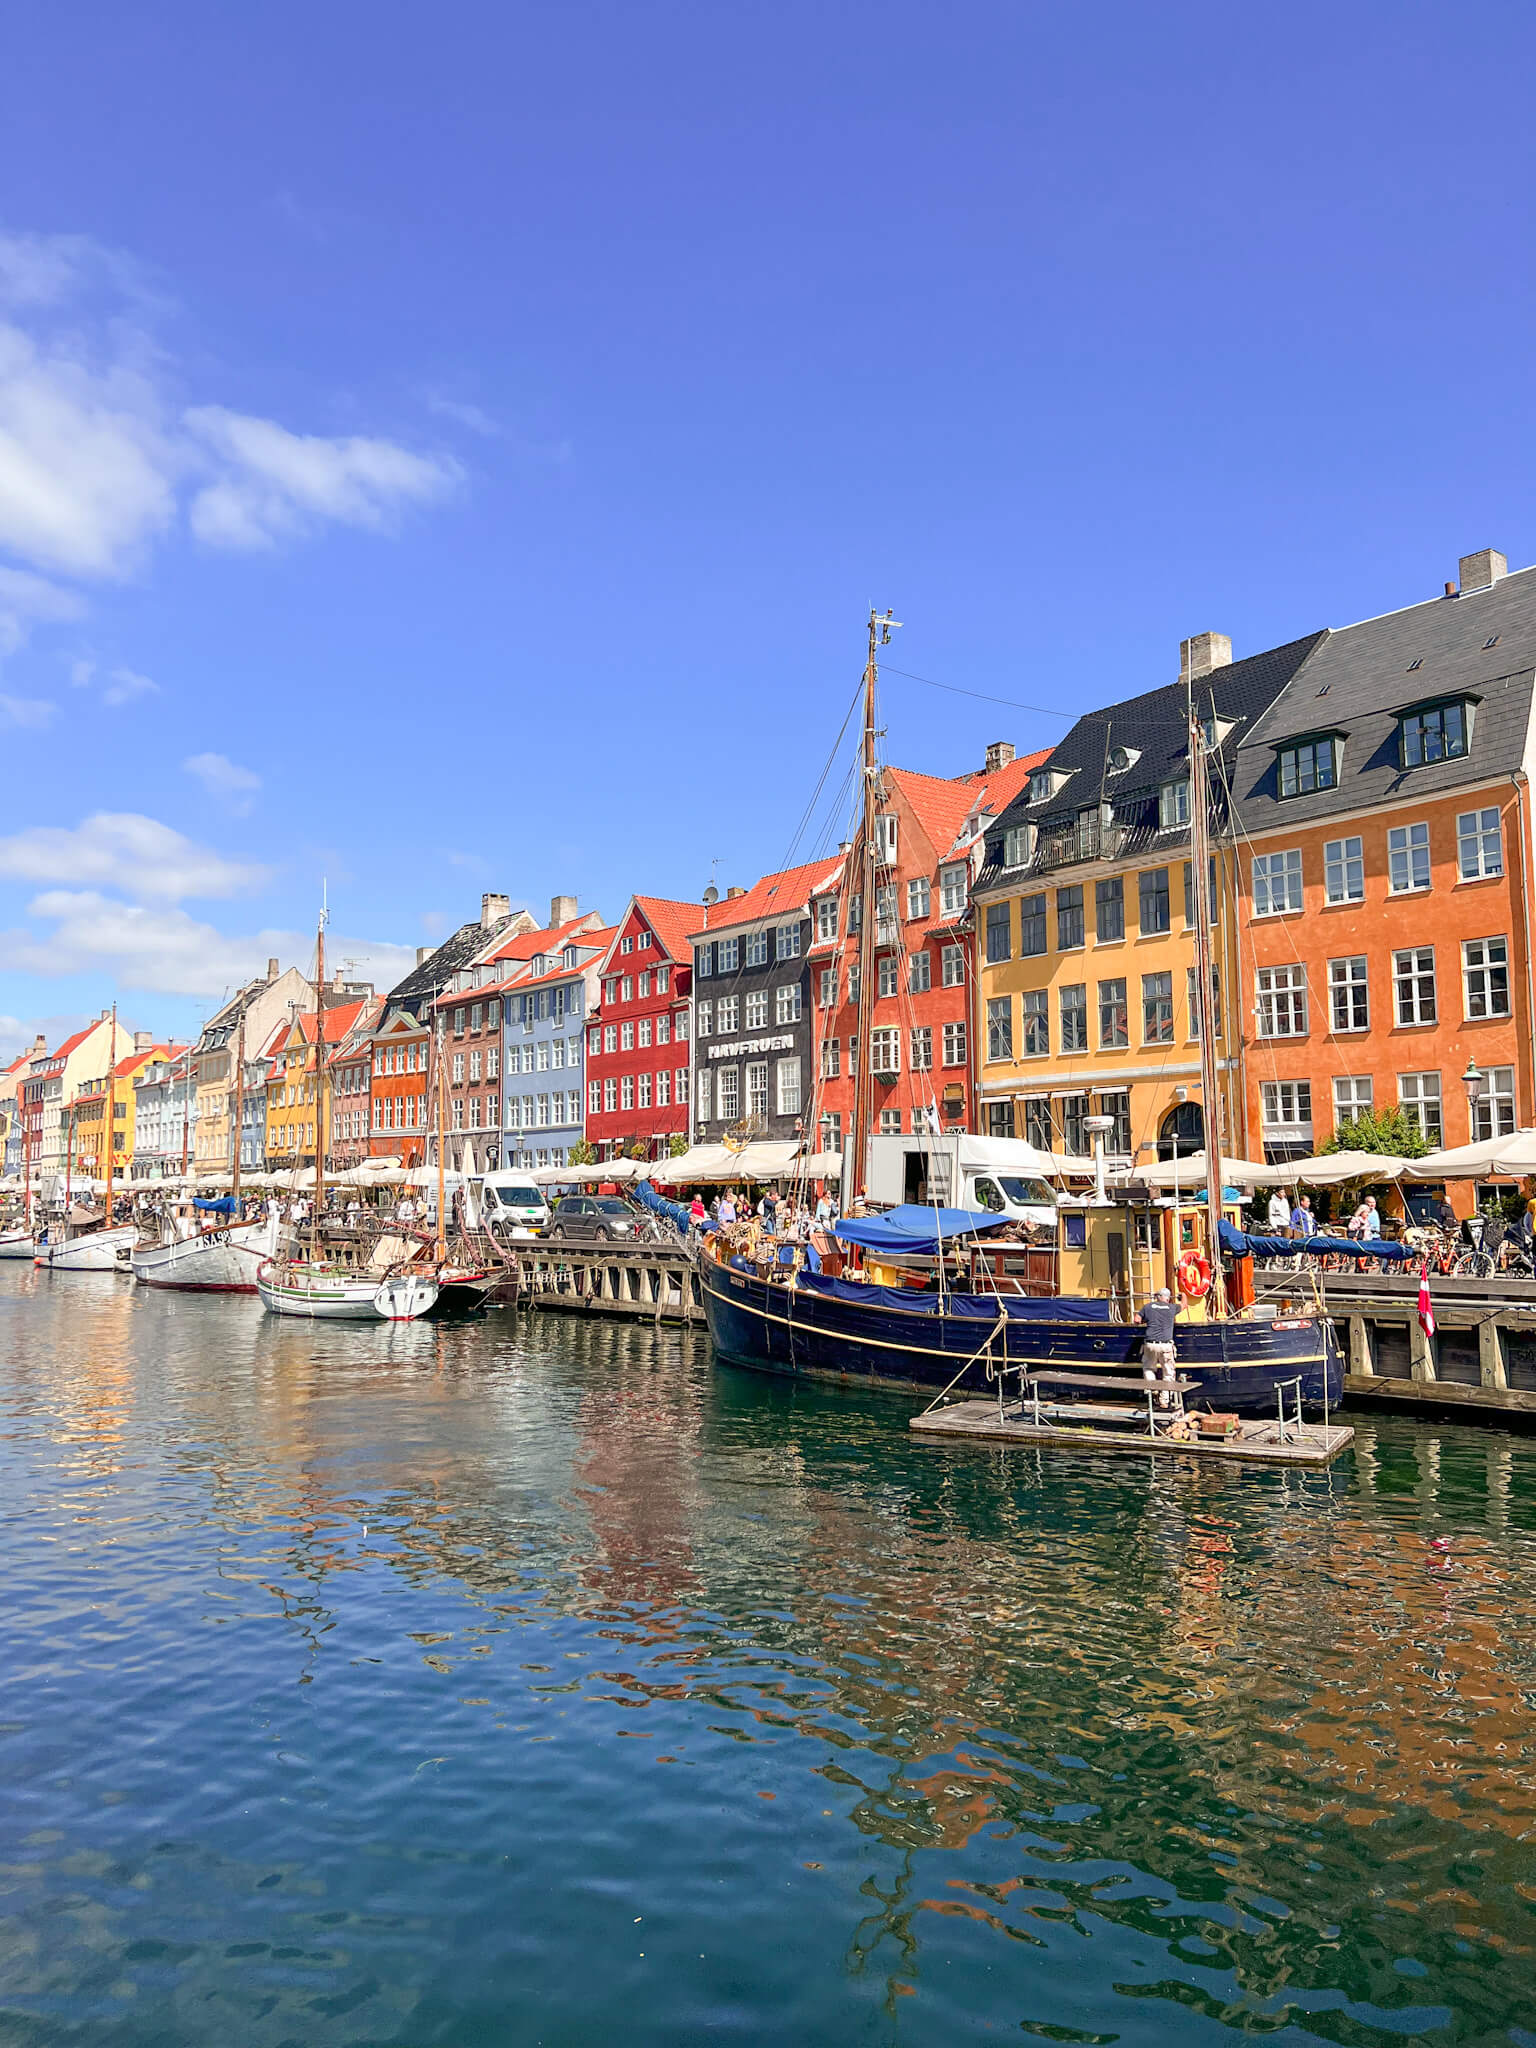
[500,925,613,1169]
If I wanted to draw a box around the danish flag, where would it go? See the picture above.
[1417,1262,1436,1342]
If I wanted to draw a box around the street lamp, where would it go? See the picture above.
[1463,1056,1483,1133]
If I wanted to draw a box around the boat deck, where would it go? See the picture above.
[910,1398,1355,1467]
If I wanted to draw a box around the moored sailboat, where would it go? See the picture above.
[36,1011,136,1272]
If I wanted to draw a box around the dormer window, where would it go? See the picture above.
[1106,746,1139,775]
[1159,779,1191,829]
[1027,766,1071,805]
[1399,698,1469,768]
[1277,735,1339,798]
[532,955,547,976]
[562,946,578,968]
[1002,823,1033,868]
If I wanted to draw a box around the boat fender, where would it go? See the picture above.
[1176,1251,1212,1300]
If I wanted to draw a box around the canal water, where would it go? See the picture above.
[2,1269,1534,2047]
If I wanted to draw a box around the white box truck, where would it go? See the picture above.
[848,1134,1059,1230]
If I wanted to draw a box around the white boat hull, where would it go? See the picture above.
[37,1225,138,1271]
[257,1261,438,1321]
[132,1219,276,1292]
[0,1229,37,1260]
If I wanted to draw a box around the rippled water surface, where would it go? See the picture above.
[3,1266,1536,2045]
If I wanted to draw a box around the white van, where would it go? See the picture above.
[479,1173,550,1238]
[854,1133,1058,1232]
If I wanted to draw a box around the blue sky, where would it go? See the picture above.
[2,0,1534,1051]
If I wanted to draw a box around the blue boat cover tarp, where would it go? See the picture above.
[1219,1218,1415,1263]
[795,1271,1114,1320]
[193,1196,237,1216]
[830,1204,1011,1256]
[635,1179,708,1233]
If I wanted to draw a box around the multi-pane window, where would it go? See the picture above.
[1098,978,1128,1048]
[985,902,1012,963]
[877,955,898,998]
[1473,1065,1516,1142]
[1097,1090,1131,1156]
[694,1070,710,1121]
[619,1077,632,1111]
[1002,824,1032,869]
[1060,983,1088,1051]
[1182,857,1218,928]
[1328,956,1369,1032]
[775,1058,801,1115]
[1019,893,1047,956]
[776,983,803,1024]
[940,864,968,916]
[908,950,931,993]
[907,876,930,919]
[1138,867,1171,935]
[1278,736,1337,797]
[986,997,1012,1062]
[717,995,739,1032]
[1332,1075,1373,1124]
[1095,876,1124,942]
[638,1073,652,1110]
[676,1068,690,1108]
[941,944,966,987]
[717,1067,739,1120]
[910,1026,933,1071]
[1159,779,1190,829]
[1261,1080,1313,1132]
[1393,946,1437,1025]
[618,1024,632,1053]
[870,1029,902,1074]
[879,1108,903,1135]
[1400,700,1467,767]
[875,884,898,934]
[718,937,739,973]
[846,967,860,1006]
[694,1003,711,1040]
[820,1038,841,1078]
[815,896,837,941]
[1323,835,1365,904]
[746,1062,769,1117]
[745,930,769,968]
[1141,971,1174,1043]
[1388,822,1431,893]
[776,922,801,959]
[1398,1071,1443,1144]
[1253,849,1303,916]
[1023,1097,1053,1151]
[656,1015,670,1044]
[942,1021,966,1067]
[656,1071,670,1106]
[1185,965,1221,1038]
[818,969,835,1007]
[657,967,669,992]
[1059,1094,1088,1155]
[1021,989,1048,1056]
[1256,965,1307,1037]
[1056,885,1084,950]
[745,990,768,1030]
[1464,936,1510,1018]
[1457,807,1503,880]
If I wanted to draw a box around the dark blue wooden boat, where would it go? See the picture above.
[698,1245,1342,1414]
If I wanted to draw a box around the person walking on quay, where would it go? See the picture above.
[1290,1191,1315,1237]
[1267,1186,1293,1234]
[1349,1194,1381,1240]
[718,1191,737,1226]
[1141,1287,1179,1407]
[814,1189,834,1229]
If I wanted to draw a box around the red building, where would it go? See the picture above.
[809,743,1046,1146]
[327,998,384,1167]
[584,895,697,1160]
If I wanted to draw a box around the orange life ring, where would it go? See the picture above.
[1176,1251,1212,1299]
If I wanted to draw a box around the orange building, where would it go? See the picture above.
[1232,546,1536,1203]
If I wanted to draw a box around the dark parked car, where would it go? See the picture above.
[547,1195,639,1243]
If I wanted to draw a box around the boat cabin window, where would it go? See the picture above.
[996,1175,1053,1207]
[1064,1213,1086,1248]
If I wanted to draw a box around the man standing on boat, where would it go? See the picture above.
[1141,1287,1179,1406]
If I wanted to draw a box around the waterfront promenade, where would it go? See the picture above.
[3,1264,1534,2044]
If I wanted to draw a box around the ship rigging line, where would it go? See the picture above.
[879,664,1077,721]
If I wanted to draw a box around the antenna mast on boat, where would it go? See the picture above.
[312,900,327,1263]
[847,606,899,1206]
[103,1004,117,1216]
[1187,677,1228,1318]
[230,1006,245,1216]
[434,1011,448,1263]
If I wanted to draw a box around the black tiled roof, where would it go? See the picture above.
[387,918,514,1006]
[975,631,1327,893]
[1233,568,1536,831]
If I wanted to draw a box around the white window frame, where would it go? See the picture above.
[1323,835,1364,904]
[907,876,931,920]
[1388,821,1431,895]
[1393,946,1437,1026]
[939,864,968,916]
[1398,1071,1443,1145]
[1327,955,1369,1033]
[1255,964,1307,1038]
[1252,849,1303,917]
[1332,1075,1373,1124]
[1457,806,1503,882]
[942,1020,966,1068]
[1473,1065,1516,1142]
[1463,935,1510,1019]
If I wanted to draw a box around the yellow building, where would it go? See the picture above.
[970,631,1323,1168]
[263,999,370,1170]
[69,1043,167,1183]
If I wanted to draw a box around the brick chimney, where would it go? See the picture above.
[481,892,511,926]
[266,956,280,980]
[549,894,578,928]
[726,884,746,898]
[134,1030,154,1052]
[984,741,1015,774]
[416,945,432,965]
[1180,632,1232,685]
[1459,548,1508,594]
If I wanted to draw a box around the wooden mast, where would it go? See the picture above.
[312,907,327,1262]
[846,608,897,1206]
[230,1007,245,1216]
[103,1003,117,1215]
[1188,681,1228,1318]
[434,1011,448,1261]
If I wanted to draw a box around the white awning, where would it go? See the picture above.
[1406,1130,1536,1179]
[1119,1151,1280,1190]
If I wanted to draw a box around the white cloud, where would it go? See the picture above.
[101,665,158,706]
[427,393,501,437]
[184,406,459,551]
[184,751,261,814]
[0,691,56,729]
[0,228,463,643]
[0,812,267,902]
[0,891,413,999]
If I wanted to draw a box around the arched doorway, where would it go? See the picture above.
[1156,1100,1204,1161]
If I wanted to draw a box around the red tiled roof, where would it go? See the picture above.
[631,895,705,963]
[483,912,603,966]
[887,748,1049,858]
[112,1045,169,1079]
[520,927,617,984]
[52,1023,99,1063]
[684,857,841,940]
